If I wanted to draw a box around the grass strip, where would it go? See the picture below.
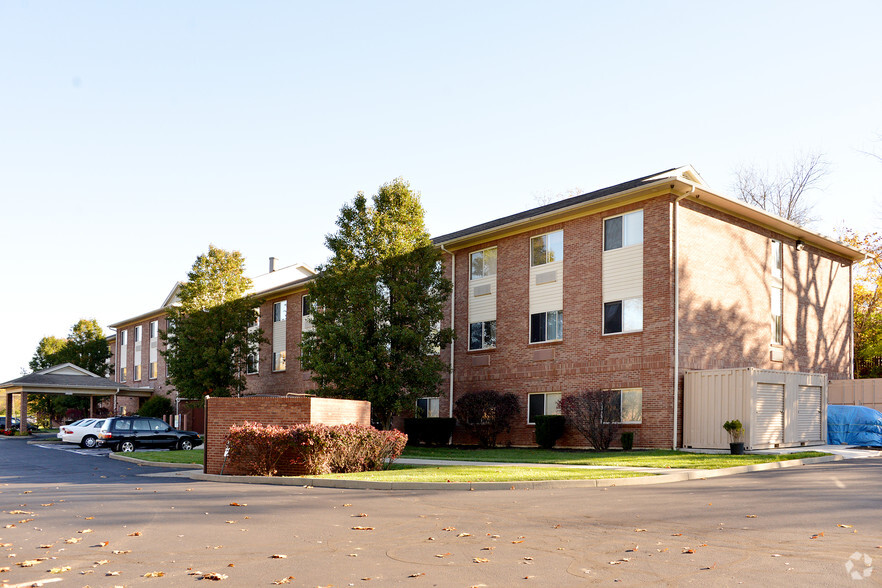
[310,464,654,482]
[401,447,829,469]
[131,449,204,464]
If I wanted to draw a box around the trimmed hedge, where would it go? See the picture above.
[225,422,407,476]
[403,418,455,446]
[534,415,565,449]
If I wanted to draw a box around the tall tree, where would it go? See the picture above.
[732,152,828,226]
[29,335,68,372]
[161,245,264,399]
[839,229,882,377]
[300,178,454,429]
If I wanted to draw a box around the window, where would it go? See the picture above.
[470,248,497,279]
[604,210,643,251]
[302,295,312,317]
[603,298,643,334]
[134,365,142,381]
[120,330,128,346]
[273,351,286,372]
[528,392,561,424]
[771,286,783,344]
[134,325,142,343]
[273,301,287,322]
[416,397,440,418]
[469,320,496,350]
[607,388,643,423]
[772,239,783,279]
[149,362,157,379]
[530,310,562,343]
[166,318,174,332]
[530,230,563,266]
[246,353,259,374]
[121,366,127,382]
[149,320,158,340]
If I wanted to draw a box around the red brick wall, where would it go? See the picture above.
[204,396,370,475]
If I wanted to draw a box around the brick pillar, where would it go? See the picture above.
[19,392,28,435]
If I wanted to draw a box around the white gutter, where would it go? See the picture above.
[673,185,694,449]
[440,244,455,423]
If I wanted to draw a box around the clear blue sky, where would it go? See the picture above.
[2,1,880,379]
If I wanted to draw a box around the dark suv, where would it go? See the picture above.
[97,416,202,452]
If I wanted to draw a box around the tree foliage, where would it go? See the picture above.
[300,179,454,429]
[839,230,882,377]
[162,245,264,399]
[453,390,520,448]
[137,395,174,418]
[732,152,828,226]
[559,389,620,450]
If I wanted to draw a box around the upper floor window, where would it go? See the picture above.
[771,286,783,344]
[530,310,562,343]
[470,247,497,279]
[604,210,643,251]
[302,295,312,317]
[604,298,643,334]
[134,325,142,343]
[149,320,158,340]
[530,231,563,266]
[772,239,783,279]
[120,330,128,346]
[273,301,287,322]
[469,320,497,350]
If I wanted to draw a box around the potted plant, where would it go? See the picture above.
[723,420,745,455]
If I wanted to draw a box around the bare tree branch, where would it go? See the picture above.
[732,153,828,226]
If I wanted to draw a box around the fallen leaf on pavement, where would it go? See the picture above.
[106,570,121,576]
[473,557,489,563]
[128,531,143,536]
[352,526,374,531]
[111,550,131,554]
[408,572,425,577]
[838,524,853,528]
[442,527,456,531]
[270,554,287,559]
[810,532,824,539]
[272,577,295,584]
[144,571,165,577]
[634,528,647,532]
[746,514,757,518]
[229,503,246,507]
[49,565,71,573]
[457,532,471,537]
[201,572,229,580]
[682,548,695,554]
[353,513,368,518]
[78,529,93,534]
[435,553,451,558]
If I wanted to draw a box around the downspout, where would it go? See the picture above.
[439,244,455,421]
[849,264,854,379]
[673,185,695,450]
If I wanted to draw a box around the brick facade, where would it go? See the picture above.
[203,396,369,476]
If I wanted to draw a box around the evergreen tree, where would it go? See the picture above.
[300,179,453,429]
[161,245,264,399]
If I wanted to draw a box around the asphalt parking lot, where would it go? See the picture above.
[1,438,880,586]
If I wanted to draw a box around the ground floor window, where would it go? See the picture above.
[246,353,259,374]
[530,310,562,343]
[416,397,440,418]
[134,365,142,381]
[273,351,286,372]
[149,362,157,380]
[528,392,562,424]
[607,388,643,423]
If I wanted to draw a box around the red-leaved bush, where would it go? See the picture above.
[225,422,407,476]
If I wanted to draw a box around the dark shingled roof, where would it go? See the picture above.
[0,372,131,390]
[432,167,679,244]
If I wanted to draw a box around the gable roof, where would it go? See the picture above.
[0,363,151,396]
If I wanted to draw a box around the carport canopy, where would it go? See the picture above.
[0,363,153,433]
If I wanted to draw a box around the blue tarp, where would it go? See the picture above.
[827,405,882,446]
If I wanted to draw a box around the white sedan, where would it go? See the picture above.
[58,418,107,448]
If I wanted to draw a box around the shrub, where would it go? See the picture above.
[225,422,408,476]
[723,420,744,443]
[403,418,456,446]
[453,390,520,448]
[138,395,174,418]
[621,431,635,451]
[534,415,566,449]
[559,389,620,450]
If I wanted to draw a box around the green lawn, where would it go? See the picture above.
[131,449,204,464]
[311,464,653,482]
[401,446,829,469]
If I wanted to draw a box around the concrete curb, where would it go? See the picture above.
[109,453,203,469]
[167,454,845,491]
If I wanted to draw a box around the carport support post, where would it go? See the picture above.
[19,391,27,434]
[89,396,94,418]
[4,393,12,431]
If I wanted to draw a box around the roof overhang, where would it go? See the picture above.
[0,384,153,398]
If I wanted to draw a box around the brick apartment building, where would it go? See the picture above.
[108,166,863,448]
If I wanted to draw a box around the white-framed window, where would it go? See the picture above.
[134,365,142,381]
[416,397,440,418]
[527,392,562,424]
[607,388,643,424]
[246,353,259,375]
[134,325,142,343]
[469,320,496,350]
[273,301,287,322]
[149,362,157,379]
[120,366,127,383]
[273,351,286,372]
[530,310,562,343]
[604,210,643,251]
[149,320,158,340]
[301,295,312,317]
[771,286,783,345]
[530,230,563,267]
[470,247,497,279]
[772,239,783,279]
[120,330,128,346]
[603,298,643,334]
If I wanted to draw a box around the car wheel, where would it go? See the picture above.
[80,435,97,449]
[178,439,193,451]
[120,441,135,453]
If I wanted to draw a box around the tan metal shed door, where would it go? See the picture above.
[797,385,822,441]
[755,383,785,445]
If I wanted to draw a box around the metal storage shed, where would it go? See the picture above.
[683,368,827,450]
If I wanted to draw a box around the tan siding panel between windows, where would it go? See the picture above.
[529,260,563,314]
[602,245,643,302]
[468,275,497,323]
[273,320,287,352]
